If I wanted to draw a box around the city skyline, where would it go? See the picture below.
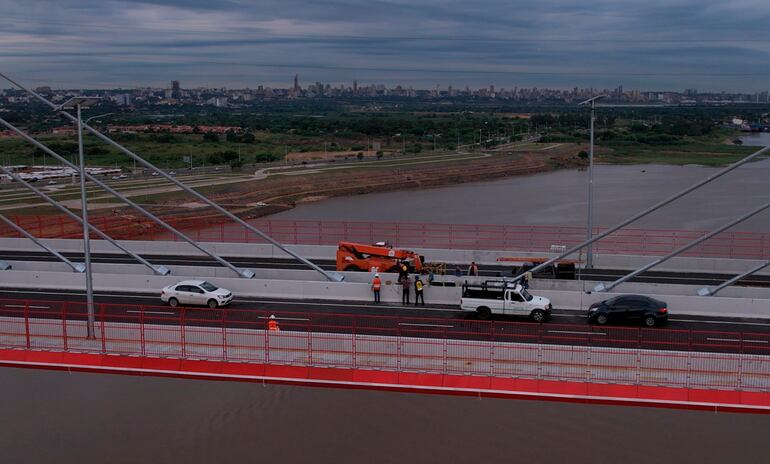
[4,77,769,106]
[2,1,770,92]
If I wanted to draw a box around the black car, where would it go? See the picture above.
[587,295,668,327]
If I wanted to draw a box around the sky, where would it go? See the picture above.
[2,0,770,92]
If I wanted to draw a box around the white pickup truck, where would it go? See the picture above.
[460,280,552,321]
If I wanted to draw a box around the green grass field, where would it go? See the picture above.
[597,128,762,166]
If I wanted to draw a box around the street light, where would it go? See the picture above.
[85,112,114,124]
[579,95,607,269]
[59,96,102,339]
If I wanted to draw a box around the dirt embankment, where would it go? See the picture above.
[18,146,586,238]
[140,145,587,227]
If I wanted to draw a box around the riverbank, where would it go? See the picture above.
[267,158,770,232]
[0,143,588,238]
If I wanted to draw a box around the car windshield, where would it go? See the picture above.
[199,281,218,292]
[520,289,534,301]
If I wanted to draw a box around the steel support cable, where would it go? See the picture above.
[505,144,770,284]
[0,213,85,272]
[698,259,770,296]
[0,166,165,274]
[0,72,341,282]
[0,116,251,278]
[596,200,770,292]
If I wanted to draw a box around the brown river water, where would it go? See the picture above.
[268,160,770,232]
[1,368,769,464]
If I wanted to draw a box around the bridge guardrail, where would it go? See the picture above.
[1,298,769,392]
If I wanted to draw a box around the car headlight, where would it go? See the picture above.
[589,307,598,312]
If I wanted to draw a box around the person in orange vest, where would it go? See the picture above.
[371,273,382,303]
[268,314,280,332]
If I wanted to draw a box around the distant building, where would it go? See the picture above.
[171,80,181,99]
[112,94,131,106]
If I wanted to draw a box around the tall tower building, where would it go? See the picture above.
[293,74,299,92]
[171,80,181,99]
[353,80,357,93]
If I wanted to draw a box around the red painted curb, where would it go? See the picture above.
[1,348,769,414]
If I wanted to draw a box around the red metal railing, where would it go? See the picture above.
[2,214,770,259]
[1,298,769,391]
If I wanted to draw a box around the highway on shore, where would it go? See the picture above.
[2,250,770,288]
[1,288,769,355]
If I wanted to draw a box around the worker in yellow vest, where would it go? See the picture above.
[414,275,425,306]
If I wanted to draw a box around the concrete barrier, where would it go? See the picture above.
[3,267,770,319]
[12,259,770,302]
[2,260,394,284]
[3,237,770,276]
[0,269,455,305]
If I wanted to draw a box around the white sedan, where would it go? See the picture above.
[160,280,233,308]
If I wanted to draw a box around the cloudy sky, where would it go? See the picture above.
[2,0,770,92]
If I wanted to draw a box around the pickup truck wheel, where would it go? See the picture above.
[530,309,546,323]
[168,297,179,308]
[596,314,608,325]
[476,306,492,320]
[643,315,656,327]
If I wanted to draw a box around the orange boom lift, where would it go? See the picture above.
[336,241,425,273]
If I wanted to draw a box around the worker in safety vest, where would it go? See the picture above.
[372,273,382,303]
[399,263,409,280]
[414,274,425,306]
[268,314,280,332]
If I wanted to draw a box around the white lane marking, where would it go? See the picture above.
[126,310,174,315]
[705,337,768,344]
[3,289,770,328]
[0,290,463,313]
[257,316,309,321]
[5,304,49,309]
[399,323,453,328]
[237,299,466,313]
[548,330,606,336]
[672,318,770,327]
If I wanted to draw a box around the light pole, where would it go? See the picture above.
[60,96,101,339]
[579,95,607,269]
[85,112,114,125]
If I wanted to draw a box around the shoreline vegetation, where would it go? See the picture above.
[2,106,768,226]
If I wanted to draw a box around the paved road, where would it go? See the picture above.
[1,288,769,355]
[2,250,769,287]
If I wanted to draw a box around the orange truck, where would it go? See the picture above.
[336,241,424,273]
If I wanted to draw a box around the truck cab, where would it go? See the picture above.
[460,280,552,321]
